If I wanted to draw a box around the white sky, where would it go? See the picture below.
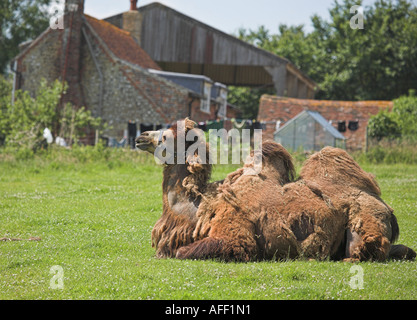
[51,0,417,34]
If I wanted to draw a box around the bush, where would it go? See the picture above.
[367,109,401,141]
[0,77,105,152]
[368,90,417,141]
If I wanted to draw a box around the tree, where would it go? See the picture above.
[237,0,417,102]
[0,0,56,74]
[390,90,417,137]
[367,109,401,141]
[227,85,274,120]
[311,0,417,100]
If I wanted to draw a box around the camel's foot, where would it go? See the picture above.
[345,229,390,262]
[389,244,416,261]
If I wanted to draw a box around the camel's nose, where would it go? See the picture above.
[136,131,162,147]
[135,132,150,144]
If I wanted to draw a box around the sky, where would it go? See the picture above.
[50,0,417,35]
[54,0,400,34]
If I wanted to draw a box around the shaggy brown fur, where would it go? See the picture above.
[176,142,415,262]
[300,147,415,261]
[136,118,217,258]
[176,141,348,261]
[138,120,415,262]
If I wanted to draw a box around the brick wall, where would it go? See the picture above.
[258,95,393,151]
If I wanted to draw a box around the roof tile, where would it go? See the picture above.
[85,15,161,70]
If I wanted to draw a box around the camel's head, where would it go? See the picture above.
[136,118,206,166]
[135,130,161,153]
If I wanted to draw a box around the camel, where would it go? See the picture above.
[135,118,216,258]
[136,119,415,262]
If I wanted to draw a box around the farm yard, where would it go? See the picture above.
[1,148,416,300]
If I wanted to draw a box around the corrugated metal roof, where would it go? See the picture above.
[104,3,316,93]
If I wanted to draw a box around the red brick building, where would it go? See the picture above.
[258,95,393,151]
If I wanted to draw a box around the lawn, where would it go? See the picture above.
[1,148,416,300]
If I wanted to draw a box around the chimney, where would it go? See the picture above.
[130,0,138,10]
[60,0,85,108]
[123,1,143,46]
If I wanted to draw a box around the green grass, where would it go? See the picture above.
[1,149,416,300]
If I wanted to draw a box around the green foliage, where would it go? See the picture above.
[0,77,105,152]
[237,0,417,102]
[368,90,417,140]
[0,0,57,74]
[354,143,417,164]
[0,78,60,150]
[0,75,12,145]
[311,0,417,100]
[227,86,274,119]
[391,90,417,137]
[367,109,401,141]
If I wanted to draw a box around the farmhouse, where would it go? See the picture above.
[258,95,393,151]
[11,0,240,143]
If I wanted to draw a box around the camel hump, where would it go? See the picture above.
[300,147,381,196]
[261,141,296,183]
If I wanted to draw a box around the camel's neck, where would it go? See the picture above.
[162,164,211,219]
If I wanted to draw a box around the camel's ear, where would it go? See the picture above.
[184,118,197,131]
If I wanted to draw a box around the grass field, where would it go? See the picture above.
[1,148,416,300]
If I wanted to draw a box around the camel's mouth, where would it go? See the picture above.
[135,139,153,150]
[135,131,161,152]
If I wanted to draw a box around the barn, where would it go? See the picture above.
[105,1,317,99]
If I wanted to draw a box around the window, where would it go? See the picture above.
[200,82,212,114]
[217,87,228,118]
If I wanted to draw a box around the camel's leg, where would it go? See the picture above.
[344,220,391,262]
[389,244,416,260]
[176,237,256,262]
[343,230,363,262]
